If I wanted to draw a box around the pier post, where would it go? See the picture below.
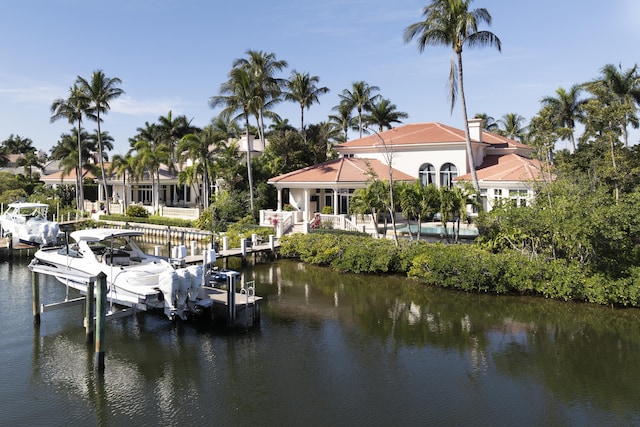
[190,240,197,257]
[222,236,229,251]
[31,270,40,325]
[85,278,95,344]
[269,235,275,251]
[241,238,247,266]
[227,273,236,325]
[8,234,13,257]
[167,226,172,262]
[95,273,107,373]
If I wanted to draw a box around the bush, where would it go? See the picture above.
[126,205,149,218]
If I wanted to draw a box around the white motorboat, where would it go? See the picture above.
[0,202,62,246]
[29,228,219,320]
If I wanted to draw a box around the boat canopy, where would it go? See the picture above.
[6,202,50,209]
[70,229,145,242]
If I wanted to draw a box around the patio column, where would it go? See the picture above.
[304,188,310,221]
[333,187,339,215]
[277,188,282,211]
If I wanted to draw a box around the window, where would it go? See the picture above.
[440,163,458,188]
[419,163,436,186]
[509,189,529,207]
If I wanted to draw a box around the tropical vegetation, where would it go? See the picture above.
[2,1,640,308]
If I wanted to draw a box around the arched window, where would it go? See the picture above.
[440,163,458,188]
[419,163,436,186]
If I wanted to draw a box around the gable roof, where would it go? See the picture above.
[455,154,548,183]
[268,157,416,186]
[336,122,529,151]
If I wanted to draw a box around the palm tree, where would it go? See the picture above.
[50,84,90,213]
[363,98,409,132]
[329,102,355,142]
[76,70,124,214]
[210,67,261,213]
[0,146,9,167]
[496,113,528,142]
[587,63,640,146]
[540,85,585,153]
[132,139,170,213]
[233,50,288,151]
[110,153,136,210]
[474,113,498,131]
[2,134,36,154]
[177,126,221,209]
[50,128,97,207]
[338,81,380,138]
[404,0,502,191]
[17,150,44,178]
[284,70,329,141]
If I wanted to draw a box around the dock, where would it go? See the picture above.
[0,237,38,259]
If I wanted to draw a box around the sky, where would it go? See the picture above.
[1,0,639,156]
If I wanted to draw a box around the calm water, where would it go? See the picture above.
[2,255,640,426]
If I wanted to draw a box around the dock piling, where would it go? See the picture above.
[95,272,107,373]
[31,270,40,325]
[85,278,95,344]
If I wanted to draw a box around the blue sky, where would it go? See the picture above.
[1,0,638,155]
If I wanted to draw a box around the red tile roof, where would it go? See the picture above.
[268,157,416,185]
[336,122,529,150]
[455,154,548,183]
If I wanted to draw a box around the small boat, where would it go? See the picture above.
[29,228,224,320]
[0,202,62,246]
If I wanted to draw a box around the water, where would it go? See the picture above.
[1,257,640,426]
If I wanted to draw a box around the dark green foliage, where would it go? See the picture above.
[126,205,149,218]
[281,233,640,307]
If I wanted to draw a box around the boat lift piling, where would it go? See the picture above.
[95,272,107,372]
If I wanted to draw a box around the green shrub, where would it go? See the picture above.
[126,205,149,218]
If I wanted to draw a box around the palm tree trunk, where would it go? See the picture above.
[457,53,480,191]
[244,116,255,213]
[77,121,84,215]
[96,114,110,215]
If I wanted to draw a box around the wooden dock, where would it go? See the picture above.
[0,237,38,259]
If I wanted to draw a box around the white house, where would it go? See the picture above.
[268,119,547,221]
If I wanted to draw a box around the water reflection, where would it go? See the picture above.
[254,260,640,418]
[5,257,640,424]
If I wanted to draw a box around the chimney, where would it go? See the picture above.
[468,118,483,143]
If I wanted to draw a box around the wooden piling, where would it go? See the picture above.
[31,270,40,325]
[95,273,107,372]
[85,278,95,344]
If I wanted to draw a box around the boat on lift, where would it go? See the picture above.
[0,202,62,246]
[29,228,220,320]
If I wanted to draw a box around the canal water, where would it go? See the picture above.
[2,256,640,426]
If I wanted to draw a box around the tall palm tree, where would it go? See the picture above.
[540,85,585,153]
[404,0,502,191]
[50,84,90,213]
[284,70,329,141]
[496,113,528,142]
[233,50,288,150]
[587,63,640,146]
[338,81,380,138]
[210,67,260,213]
[157,111,196,204]
[363,98,409,132]
[76,70,124,214]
